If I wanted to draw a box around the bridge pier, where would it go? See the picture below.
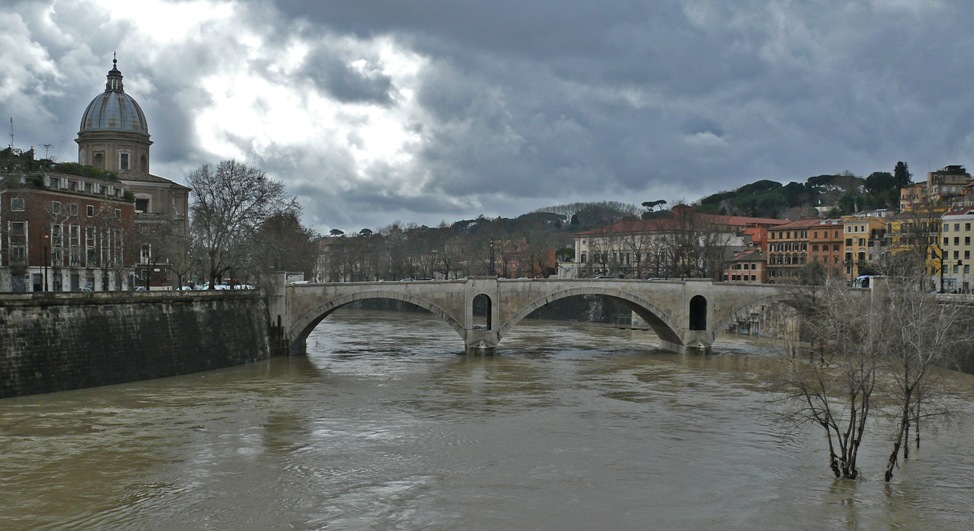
[464,328,499,356]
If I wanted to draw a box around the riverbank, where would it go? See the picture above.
[0,291,274,399]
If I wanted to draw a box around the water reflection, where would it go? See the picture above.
[1,309,972,529]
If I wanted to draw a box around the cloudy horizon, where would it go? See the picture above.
[3,0,973,234]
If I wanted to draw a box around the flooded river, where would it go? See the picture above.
[2,310,973,529]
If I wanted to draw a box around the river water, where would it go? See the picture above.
[2,310,973,529]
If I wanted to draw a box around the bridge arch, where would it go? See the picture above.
[711,291,799,345]
[288,290,465,355]
[496,286,683,347]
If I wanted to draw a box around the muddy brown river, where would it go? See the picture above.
[2,309,973,529]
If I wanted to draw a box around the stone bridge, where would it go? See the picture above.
[266,274,798,355]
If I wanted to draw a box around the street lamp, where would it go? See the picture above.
[489,238,496,277]
[43,231,49,292]
[959,260,965,293]
[933,244,945,293]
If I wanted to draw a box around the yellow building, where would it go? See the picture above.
[842,213,888,280]
[940,207,974,292]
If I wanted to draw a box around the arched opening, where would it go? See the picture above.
[289,290,467,356]
[93,153,104,170]
[689,295,707,331]
[496,287,683,351]
[473,293,492,330]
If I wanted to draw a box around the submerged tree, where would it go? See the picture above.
[879,275,972,481]
[781,263,970,482]
[782,281,884,479]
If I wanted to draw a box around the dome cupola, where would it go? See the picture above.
[76,54,152,174]
[79,55,149,134]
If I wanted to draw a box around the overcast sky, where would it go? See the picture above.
[3,0,972,234]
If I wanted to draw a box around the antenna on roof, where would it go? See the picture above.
[8,117,13,149]
[42,143,53,159]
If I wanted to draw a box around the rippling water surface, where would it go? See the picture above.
[2,309,973,529]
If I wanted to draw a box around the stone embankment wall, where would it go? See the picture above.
[0,291,274,399]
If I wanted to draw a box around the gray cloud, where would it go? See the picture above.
[4,0,974,235]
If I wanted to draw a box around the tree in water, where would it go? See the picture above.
[781,281,882,479]
[781,264,970,482]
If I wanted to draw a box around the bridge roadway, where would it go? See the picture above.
[266,274,799,355]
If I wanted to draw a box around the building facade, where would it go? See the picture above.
[76,57,191,289]
[572,207,787,279]
[940,207,974,292]
[1,170,136,292]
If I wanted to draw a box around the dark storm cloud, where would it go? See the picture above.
[6,0,974,233]
[301,46,395,105]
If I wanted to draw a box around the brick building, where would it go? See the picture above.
[1,169,136,292]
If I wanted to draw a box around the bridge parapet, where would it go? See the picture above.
[272,275,795,356]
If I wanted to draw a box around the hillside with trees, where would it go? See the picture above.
[695,162,912,219]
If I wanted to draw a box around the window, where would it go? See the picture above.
[945,224,950,232]
[86,205,94,217]
[119,152,129,170]
[955,223,961,231]
[114,209,121,220]
[51,201,61,215]
[967,223,972,231]
[69,180,78,191]
[11,221,26,237]
[135,198,149,213]
[10,245,26,261]
[69,203,79,216]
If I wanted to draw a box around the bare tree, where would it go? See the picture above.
[781,281,882,479]
[879,277,972,481]
[781,270,970,482]
[188,160,298,288]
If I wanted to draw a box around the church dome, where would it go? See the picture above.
[79,58,149,134]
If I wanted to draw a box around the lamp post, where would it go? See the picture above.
[959,260,965,293]
[489,238,495,277]
[936,245,945,293]
[43,231,49,292]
